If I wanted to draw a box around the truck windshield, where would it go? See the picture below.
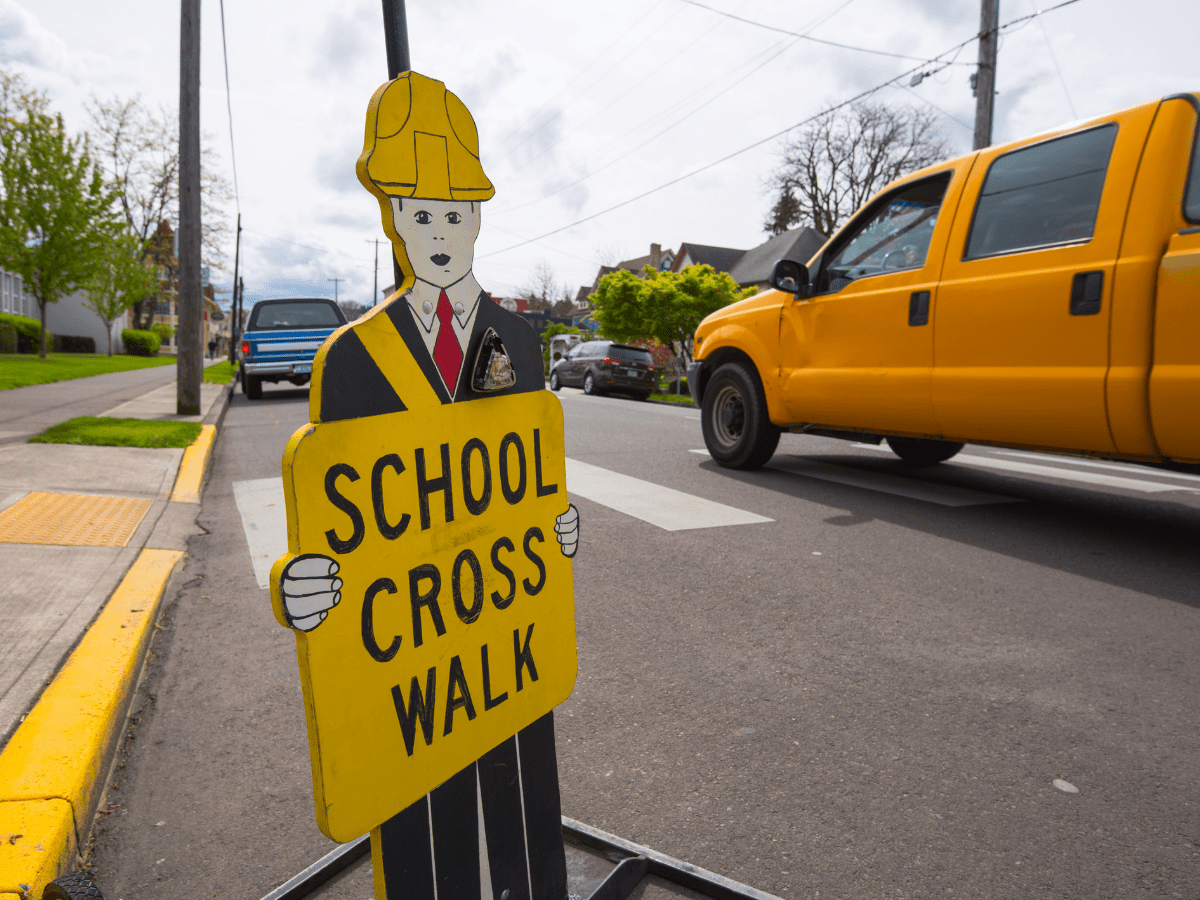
[251,302,344,330]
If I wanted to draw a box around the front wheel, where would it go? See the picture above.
[701,361,780,470]
[549,370,561,391]
[886,436,964,467]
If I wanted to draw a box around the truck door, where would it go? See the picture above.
[933,105,1157,453]
[1149,95,1200,462]
[777,162,970,436]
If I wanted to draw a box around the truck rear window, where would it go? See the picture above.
[609,346,652,364]
[251,302,345,330]
[965,123,1117,259]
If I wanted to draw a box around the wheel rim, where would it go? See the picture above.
[550,372,558,389]
[585,375,593,393]
[709,384,745,448]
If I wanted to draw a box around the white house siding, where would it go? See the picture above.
[0,267,126,354]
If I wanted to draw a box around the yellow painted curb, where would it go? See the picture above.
[0,548,184,899]
[0,800,76,898]
[170,423,216,504]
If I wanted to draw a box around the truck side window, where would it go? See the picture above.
[1185,113,1200,223]
[817,173,951,295]
[965,123,1117,259]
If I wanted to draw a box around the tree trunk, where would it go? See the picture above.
[38,300,47,359]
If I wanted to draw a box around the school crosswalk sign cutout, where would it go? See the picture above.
[269,70,578,846]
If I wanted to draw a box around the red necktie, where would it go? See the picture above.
[432,289,464,392]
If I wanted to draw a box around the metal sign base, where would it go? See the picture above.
[257,817,784,900]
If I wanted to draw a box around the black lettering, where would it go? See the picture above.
[490,537,517,609]
[452,549,484,624]
[461,438,491,516]
[408,563,446,648]
[522,527,546,596]
[534,429,559,497]
[361,578,401,662]
[514,624,538,691]
[481,643,508,710]
[323,464,364,554]
[499,433,527,505]
[443,655,477,736]
[415,443,454,530]
[371,454,410,540]
[392,668,437,756]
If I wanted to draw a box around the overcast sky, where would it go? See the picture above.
[4,0,1197,309]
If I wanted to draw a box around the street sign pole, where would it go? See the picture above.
[381,0,409,297]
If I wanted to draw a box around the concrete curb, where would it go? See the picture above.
[0,377,234,899]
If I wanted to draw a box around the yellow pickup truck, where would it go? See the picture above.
[688,92,1200,470]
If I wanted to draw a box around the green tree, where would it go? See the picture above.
[0,98,119,357]
[86,231,160,355]
[591,264,753,394]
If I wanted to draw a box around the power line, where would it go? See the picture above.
[242,228,374,266]
[675,0,973,64]
[478,0,1083,261]
[494,0,860,206]
[217,0,239,211]
[1029,0,1078,118]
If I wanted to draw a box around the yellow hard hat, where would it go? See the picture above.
[357,71,494,202]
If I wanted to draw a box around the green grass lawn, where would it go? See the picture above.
[649,391,694,405]
[0,353,174,391]
[203,360,239,385]
[29,416,202,449]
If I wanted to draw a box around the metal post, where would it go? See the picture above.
[178,0,202,413]
[381,0,410,294]
[972,0,999,150]
[367,238,379,306]
[228,213,241,363]
[380,0,411,79]
[328,278,343,303]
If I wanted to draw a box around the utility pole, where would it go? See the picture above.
[228,213,242,363]
[177,0,202,414]
[328,278,344,303]
[237,276,245,345]
[973,0,999,150]
[366,238,380,306]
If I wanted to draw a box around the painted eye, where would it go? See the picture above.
[414,211,432,225]
[446,212,462,224]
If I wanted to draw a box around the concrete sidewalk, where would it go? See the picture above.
[0,361,234,899]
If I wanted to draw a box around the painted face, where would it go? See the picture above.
[390,197,481,288]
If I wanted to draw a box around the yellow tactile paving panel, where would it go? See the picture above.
[0,492,152,547]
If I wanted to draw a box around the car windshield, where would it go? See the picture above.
[251,301,344,330]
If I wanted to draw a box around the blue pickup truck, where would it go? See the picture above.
[239,298,347,400]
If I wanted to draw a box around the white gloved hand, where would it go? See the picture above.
[280,554,342,631]
[554,504,579,558]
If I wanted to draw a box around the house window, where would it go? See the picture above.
[2,273,9,312]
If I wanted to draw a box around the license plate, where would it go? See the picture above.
[625,368,638,377]
[294,363,312,374]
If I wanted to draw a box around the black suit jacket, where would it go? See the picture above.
[318,290,545,421]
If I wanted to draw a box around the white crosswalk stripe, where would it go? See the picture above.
[232,477,287,589]
[566,458,773,530]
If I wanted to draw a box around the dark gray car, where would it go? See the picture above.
[549,340,656,399]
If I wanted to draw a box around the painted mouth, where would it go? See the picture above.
[430,254,451,266]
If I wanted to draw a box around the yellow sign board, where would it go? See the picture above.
[271,390,576,842]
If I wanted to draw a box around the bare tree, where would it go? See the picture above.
[766,101,951,236]
[520,259,560,312]
[87,95,232,328]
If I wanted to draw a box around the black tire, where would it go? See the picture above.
[43,872,105,900]
[583,372,598,396]
[549,370,561,391]
[701,361,780,470]
[245,373,263,400]
[633,392,650,401]
[886,436,964,467]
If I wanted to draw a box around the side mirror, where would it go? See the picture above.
[770,259,809,298]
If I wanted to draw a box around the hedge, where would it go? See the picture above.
[121,328,161,357]
[0,313,51,353]
[150,322,174,343]
[58,335,96,354]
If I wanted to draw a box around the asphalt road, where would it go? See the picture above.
[91,378,1200,899]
